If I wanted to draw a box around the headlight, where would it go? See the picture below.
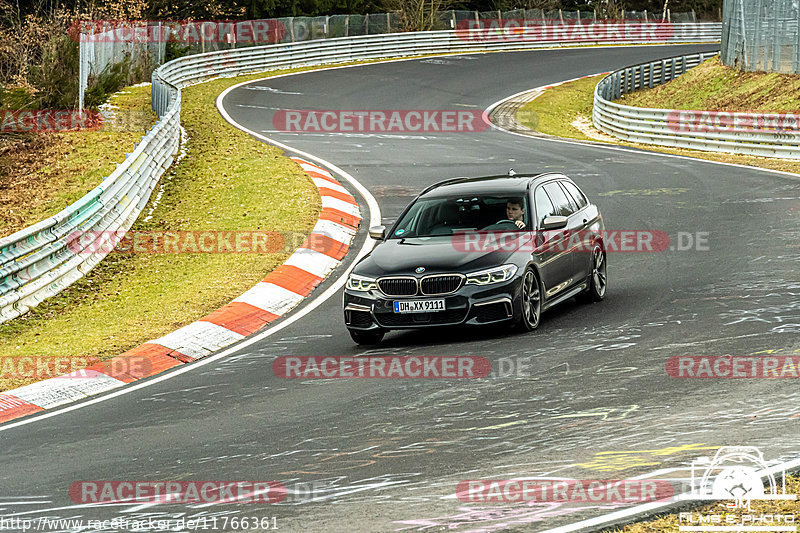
[346,274,378,291]
[465,264,518,286]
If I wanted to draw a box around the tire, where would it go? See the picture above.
[578,244,607,303]
[349,328,386,345]
[517,267,542,331]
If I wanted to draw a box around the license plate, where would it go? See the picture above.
[393,299,445,313]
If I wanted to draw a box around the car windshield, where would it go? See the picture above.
[388,194,529,239]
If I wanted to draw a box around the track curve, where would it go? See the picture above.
[0,44,798,533]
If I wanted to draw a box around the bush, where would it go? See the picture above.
[27,34,80,110]
[84,54,134,109]
[165,38,191,63]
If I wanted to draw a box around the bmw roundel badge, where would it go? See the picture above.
[415,267,426,274]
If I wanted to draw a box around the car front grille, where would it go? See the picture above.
[421,275,463,295]
[378,277,418,296]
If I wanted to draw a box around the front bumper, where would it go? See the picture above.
[343,277,521,330]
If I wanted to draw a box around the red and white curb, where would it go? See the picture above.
[0,158,360,424]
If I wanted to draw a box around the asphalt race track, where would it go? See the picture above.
[1,44,799,532]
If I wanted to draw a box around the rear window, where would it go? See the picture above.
[542,182,574,217]
[561,180,588,210]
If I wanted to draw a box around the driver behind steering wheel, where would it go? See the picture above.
[505,198,525,229]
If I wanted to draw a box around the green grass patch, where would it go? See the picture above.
[0,55,476,391]
[514,67,800,176]
[516,75,605,141]
[612,475,800,533]
[620,56,800,111]
[0,70,323,392]
[0,85,157,237]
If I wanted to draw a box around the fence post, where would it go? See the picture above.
[161,22,167,64]
[772,3,780,71]
[78,34,86,112]
[795,9,800,72]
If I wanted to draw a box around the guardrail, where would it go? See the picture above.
[593,51,800,158]
[0,24,722,323]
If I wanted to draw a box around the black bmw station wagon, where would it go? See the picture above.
[343,173,606,344]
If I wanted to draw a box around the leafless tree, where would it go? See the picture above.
[383,0,453,32]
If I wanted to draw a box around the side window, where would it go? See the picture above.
[561,180,588,210]
[558,182,580,213]
[533,187,556,227]
[542,182,574,217]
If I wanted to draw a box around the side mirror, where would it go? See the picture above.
[541,216,568,230]
[369,225,386,240]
